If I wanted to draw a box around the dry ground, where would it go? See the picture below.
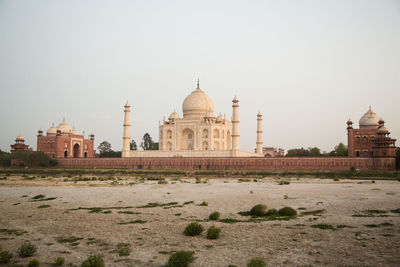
[0,174,399,266]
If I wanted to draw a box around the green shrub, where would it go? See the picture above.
[117,243,130,256]
[207,226,221,239]
[278,180,290,185]
[209,211,220,220]
[166,251,195,267]
[17,242,36,257]
[80,255,104,267]
[55,257,65,266]
[278,207,297,216]
[199,201,208,206]
[250,204,267,216]
[265,209,278,216]
[311,224,336,230]
[28,258,40,267]
[247,257,266,267]
[0,251,13,264]
[183,222,204,236]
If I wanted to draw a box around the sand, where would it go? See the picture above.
[0,175,399,266]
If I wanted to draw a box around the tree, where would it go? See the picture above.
[98,141,112,154]
[396,147,400,170]
[308,147,321,157]
[0,149,11,167]
[150,142,159,150]
[130,139,137,150]
[333,143,348,157]
[11,151,58,167]
[286,147,321,157]
[97,141,121,157]
[140,133,154,150]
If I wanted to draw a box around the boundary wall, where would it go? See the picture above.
[57,157,396,171]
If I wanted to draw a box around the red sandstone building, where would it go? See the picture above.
[10,136,30,153]
[37,119,95,158]
[347,107,396,158]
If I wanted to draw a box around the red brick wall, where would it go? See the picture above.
[57,157,396,171]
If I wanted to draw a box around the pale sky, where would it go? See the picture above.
[0,0,399,153]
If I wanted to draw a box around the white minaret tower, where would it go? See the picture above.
[122,102,131,157]
[231,96,240,154]
[256,112,263,154]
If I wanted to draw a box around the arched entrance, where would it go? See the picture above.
[73,143,80,158]
[180,128,194,150]
[64,150,68,158]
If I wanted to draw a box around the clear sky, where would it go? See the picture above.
[0,0,399,153]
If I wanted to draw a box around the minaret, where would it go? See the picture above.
[231,96,240,154]
[347,119,354,157]
[256,112,263,154]
[122,102,131,157]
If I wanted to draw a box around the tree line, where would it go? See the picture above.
[285,143,348,157]
[97,133,158,157]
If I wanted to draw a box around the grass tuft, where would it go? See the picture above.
[311,224,336,230]
[27,258,40,267]
[209,211,220,221]
[18,242,36,257]
[247,257,266,267]
[166,251,195,267]
[278,207,297,216]
[250,204,267,217]
[0,251,13,264]
[183,222,204,236]
[207,226,221,239]
[55,257,65,266]
[80,254,104,267]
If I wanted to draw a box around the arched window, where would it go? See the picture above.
[181,128,194,150]
[167,142,172,151]
[214,141,219,150]
[202,141,209,150]
[213,129,219,138]
[167,130,172,139]
[202,129,208,138]
[84,152,87,158]
[64,150,68,158]
[73,143,80,158]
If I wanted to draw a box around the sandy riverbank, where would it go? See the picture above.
[0,175,399,266]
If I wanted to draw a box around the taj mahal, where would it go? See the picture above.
[121,81,264,158]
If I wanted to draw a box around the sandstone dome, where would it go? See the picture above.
[47,123,57,136]
[359,107,380,129]
[57,119,72,133]
[182,87,214,119]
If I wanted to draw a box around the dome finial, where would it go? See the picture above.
[197,79,200,89]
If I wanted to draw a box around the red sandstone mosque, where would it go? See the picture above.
[36,119,95,158]
[347,107,396,158]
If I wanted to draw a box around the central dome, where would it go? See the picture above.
[359,107,380,129]
[57,119,72,133]
[182,86,214,119]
